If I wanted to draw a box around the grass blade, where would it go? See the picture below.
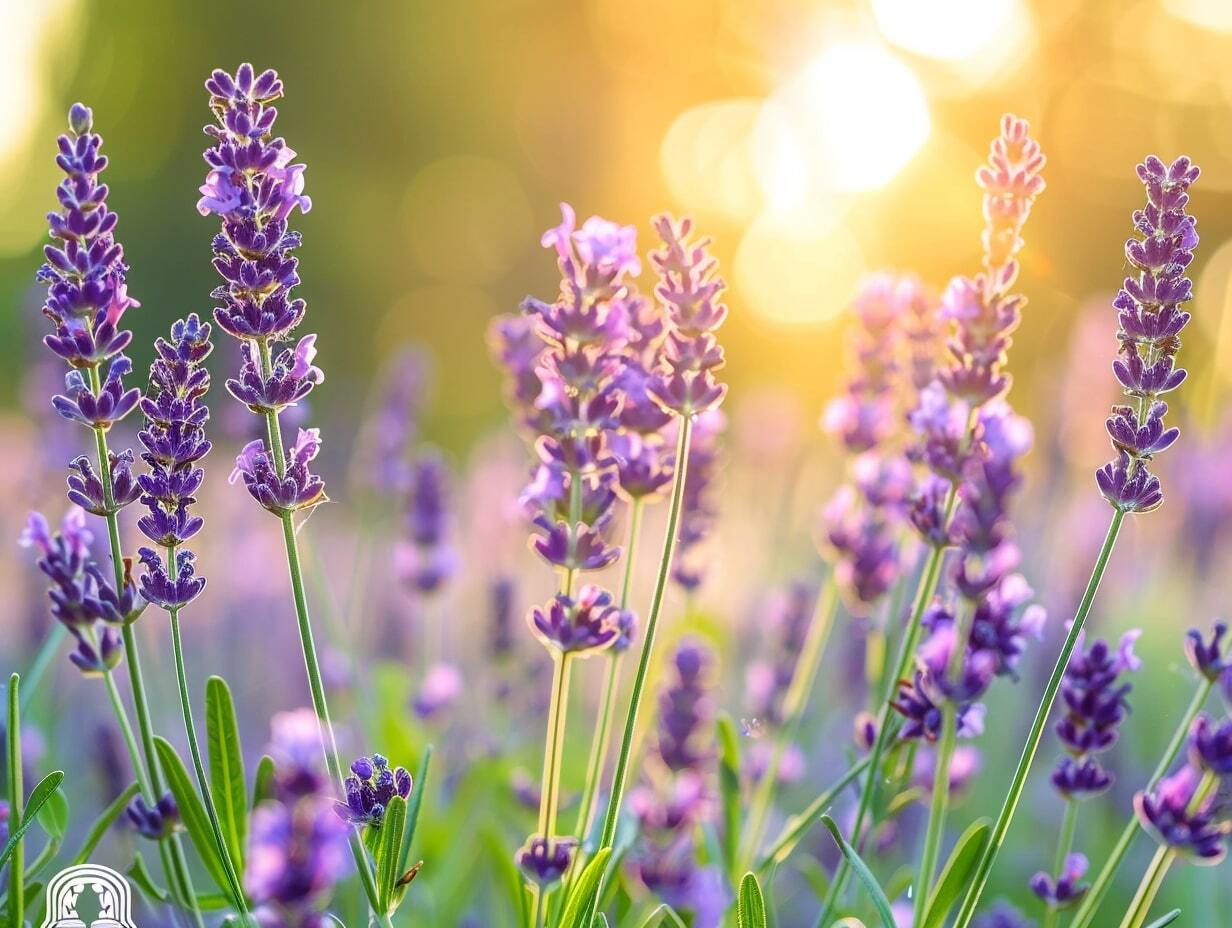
[922,819,991,928]
[820,814,897,928]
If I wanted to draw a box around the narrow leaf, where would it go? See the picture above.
[206,675,248,869]
[399,745,432,875]
[717,714,742,877]
[1144,911,1182,928]
[375,794,407,915]
[127,850,169,903]
[559,847,612,928]
[154,736,232,897]
[922,819,991,928]
[637,904,688,928]
[252,754,276,807]
[820,814,897,928]
[72,782,139,865]
[36,786,69,840]
[737,871,768,928]
[0,771,65,871]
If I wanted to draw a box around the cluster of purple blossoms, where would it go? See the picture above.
[1096,156,1200,514]
[195,64,325,518]
[397,452,457,593]
[355,346,430,494]
[134,315,214,611]
[1133,718,1232,865]
[1050,631,1140,799]
[627,641,721,917]
[247,711,350,928]
[744,581,814,728]
[20,509,138,674]
[126,792,181,841]
[1186,621,1230,685]
[528,585,624,655]
[333,753,413,828]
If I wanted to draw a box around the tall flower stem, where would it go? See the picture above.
[86,366,203,927]
[7,674,24,928]
[167,541,251,919]
[1070,677,1213,928]
[915,705,958,925]
[817,484,958,925]
[953,509,1125,928]
[739,578,839,873]
[531,652,573,925]
[573,498,646,848]
[596,414,692,852]
[1042,799,1079,928]
[256,342,389,928]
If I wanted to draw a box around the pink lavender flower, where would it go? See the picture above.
[413,662,463,720]
[1096,156,1200,513]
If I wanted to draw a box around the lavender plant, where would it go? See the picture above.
[952,154,1203,928]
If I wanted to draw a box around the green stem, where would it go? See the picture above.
[915,707,957,925]
[1117,846,1174,928]
[1043,799,1079,928]
[596,415,693,851]
[756,753,874,873]
[739,579,839,873]
[8,674,24,928]
[817,488,957,926]
[255,340,390,928]
[168,585,251,917]
[952,509,1125,928]
[1070,677,1213,928]
[20,625,67,711]
[530,652,573,920]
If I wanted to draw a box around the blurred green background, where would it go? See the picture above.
[6,0,1232,459]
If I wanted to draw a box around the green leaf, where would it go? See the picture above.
[252,754,276,807]
[196,892,234,911]
[637,904,688,928]
[820,814,896,928]
[154,736,233,898]
[127,850,169,903]
[1144,911,1182,928]
[717,713,742,877]
[559,847,612,928]
[36,785,69,840]
[0,770,65,870]
[737,872,768,928]
[374,794,408,915]
[72,782,140,865]
[206,675,248,869]
[400,744,432,876]
[921,818,991,928]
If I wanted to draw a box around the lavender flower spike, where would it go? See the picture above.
[1097,156,1200,513]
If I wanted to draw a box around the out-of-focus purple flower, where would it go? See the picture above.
[1134,762,1229,864]
[1186,621,1228,683]
[1097,155,1200,514]
[247,797,349,923]
[397,452,457,594]
[516,834,576,888]
[334,753,413,829]
[913,744,982,796]
[744,581,814,726]
[892,669,986,743]
[672,411,724,592]
[37,104,140,370]
[1051,756,1113,798]
[268,708,327,800]
[354,345,431,494]
[413,663,463,720]
[490,576,515,660]
[528,585,620,656]
[1030,852,1089,908]
[1055,632,1139,759]
[126,792,181,840]
[1189,714,1232,776]
[972,901,1032,928]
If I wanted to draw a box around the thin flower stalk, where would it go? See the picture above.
[954,152,1202,928]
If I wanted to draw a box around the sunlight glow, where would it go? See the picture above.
[871,0,1021,60]
[1163,0,1232,32]
[753,41,930,203]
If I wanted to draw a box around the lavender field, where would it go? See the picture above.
[2,3,1232,927]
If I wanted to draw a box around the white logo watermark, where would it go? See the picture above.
[39,863,137,928]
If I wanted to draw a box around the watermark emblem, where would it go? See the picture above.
[39,863,137,928]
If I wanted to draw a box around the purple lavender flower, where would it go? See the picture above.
[1189,714,1232,776]
[126,792,181,840]
[201,64,326,519]
[354,345,430,493]
[396,452,457,593]
[1051,631,1140,796]
[528,585,621,656]
[67,452,141,515]
[37,103,139,369]
[1097,156,1200,513]
[516,835,576,888]
[627,640,718,913]
[334,753,413,828]
[490,576,515,660]
[972,902,1032,928]
[1134,762,1229,864]
[744,581,815,726]
[247,798,349,926]
[1030,853,1089,908]
[52,356,140,429]
[1186,621,1228,682]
